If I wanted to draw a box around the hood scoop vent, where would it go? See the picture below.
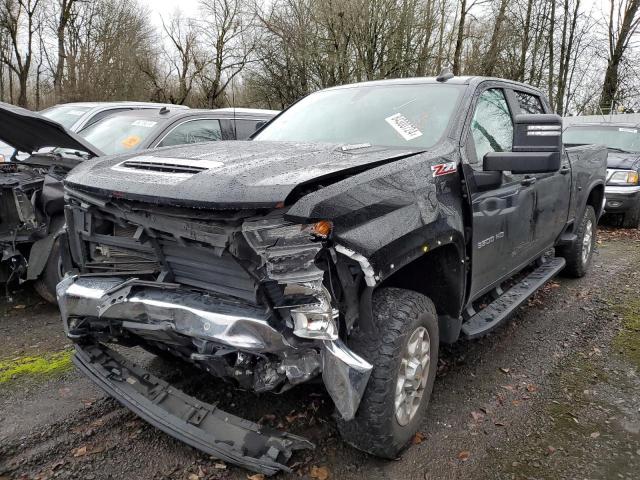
[112,156,224,176]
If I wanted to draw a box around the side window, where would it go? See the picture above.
[157,119,222,147]
[470,89,513,163]
[85,108,133,128]
[515,91,545,114]
[233,120,262,140]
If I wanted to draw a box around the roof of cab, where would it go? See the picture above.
[40,101,190,111]
[97,107,278,121]
[323,75,545,95]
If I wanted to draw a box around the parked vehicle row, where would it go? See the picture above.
[0,102,277,302]
[564,122,640,227]
[0,75,609,476]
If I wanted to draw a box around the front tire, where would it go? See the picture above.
[622,202,640,229]
[337,288,439,458]
[559,205,596,278]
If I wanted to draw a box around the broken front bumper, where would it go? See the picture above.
[74,342,312,475]
[58,275,372,465]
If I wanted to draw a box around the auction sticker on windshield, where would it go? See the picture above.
[619,128,638,133]
[132,120,157,128]
[385,113,423,141]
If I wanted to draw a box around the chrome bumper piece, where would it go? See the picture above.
[57,275,372,420]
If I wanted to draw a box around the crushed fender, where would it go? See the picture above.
[73,343,314,476]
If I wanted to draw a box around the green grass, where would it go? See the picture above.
[0,349,74,383]
[612,299,640,368]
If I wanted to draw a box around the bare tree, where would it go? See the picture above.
[0,0,42,107]
[599,0,640,113]
[198,0,254,107]
[52,0,77,101]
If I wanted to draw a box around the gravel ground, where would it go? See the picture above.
[1,226,639,480]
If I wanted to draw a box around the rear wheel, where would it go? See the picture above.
[34,238,63,304]
[337,288,439,458]
[559,206,596,278]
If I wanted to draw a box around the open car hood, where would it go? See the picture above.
[0,101,102,157]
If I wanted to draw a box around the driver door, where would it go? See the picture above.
[466,88,537,300]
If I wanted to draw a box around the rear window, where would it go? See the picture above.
[564,125,640,153]
[41,105,92,129]
[233,119,264,140]
[515,91,545,114]
[78,116,160,155]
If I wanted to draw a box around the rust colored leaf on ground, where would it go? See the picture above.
[310,465,330,480]
[457,450,471,461]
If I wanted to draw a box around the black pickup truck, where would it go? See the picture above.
[58,76,607,475]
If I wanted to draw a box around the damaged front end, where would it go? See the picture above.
[0,164,47,285]
[59,189,373,473]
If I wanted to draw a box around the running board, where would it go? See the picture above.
[462,257,566,339]
[73,343,313,476]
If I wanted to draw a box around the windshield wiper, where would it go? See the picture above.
[607,147,636,154]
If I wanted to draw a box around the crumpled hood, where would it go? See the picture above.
[0,101,102,157]
[607,151,640,171]
[64,141,424,208]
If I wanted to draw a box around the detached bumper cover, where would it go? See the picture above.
[73,343,313,476]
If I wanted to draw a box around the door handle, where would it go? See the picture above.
[559,166,570,175]
[521,176,537,186]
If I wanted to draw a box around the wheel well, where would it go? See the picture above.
[377,244,464,319]
[587,184,605,218]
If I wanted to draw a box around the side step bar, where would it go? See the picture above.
[461,257,566,339]
[73,344,313,476]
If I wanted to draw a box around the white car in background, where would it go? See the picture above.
[39,101,190,132]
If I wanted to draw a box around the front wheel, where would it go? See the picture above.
[621,202,640,229]
[337,288,439,458]
[34,238,63,304]
[559,205,596,278]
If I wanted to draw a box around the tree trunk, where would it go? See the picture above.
[482,0,509,76]
[452,0,467,75]
[599,0,640,113]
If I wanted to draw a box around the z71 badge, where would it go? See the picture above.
[431,162,457,177]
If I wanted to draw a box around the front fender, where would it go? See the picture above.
[26,215,65,280]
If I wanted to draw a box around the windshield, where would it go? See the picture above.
[41,105,92,129]
[78,116,160,155]
[255,84,463,148]
[564,125,640,153]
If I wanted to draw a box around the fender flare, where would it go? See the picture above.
[26,215,65,281]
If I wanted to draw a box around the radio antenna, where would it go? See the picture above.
[231,75,237,139]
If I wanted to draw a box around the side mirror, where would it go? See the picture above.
[483,113,562,174]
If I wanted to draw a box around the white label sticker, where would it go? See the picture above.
[619,127,637,133]
[385,113,423,141]
[68,110,85,116]
[132,120,157,128]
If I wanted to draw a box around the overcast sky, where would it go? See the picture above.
[139,0,201,25]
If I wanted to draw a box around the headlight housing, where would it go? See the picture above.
[607,169,639,186]
[242,218,331,282]
[242,217,338,340]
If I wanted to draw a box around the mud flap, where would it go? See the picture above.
[73,343,313,476]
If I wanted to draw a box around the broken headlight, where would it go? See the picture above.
[242,218,338,340]
[242,218,331,282]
